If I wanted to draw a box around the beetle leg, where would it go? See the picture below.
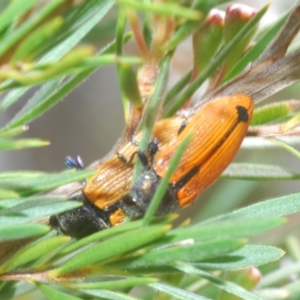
[130,134,140,146]
[116,134,141,164]
[137,150,149,168]
[177,118,189,135]
[117,150,138,164]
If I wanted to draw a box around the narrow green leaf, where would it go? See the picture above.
[116,0,201,20]
[0,125,28,138]
[283,279,300,299]
[0,138,49,151]
[1,52,119,132]
[176,262,264,300]
[241,136,300,149]
[1,47,104,85]
[0,79,60,129]
[0,189,19,199]
[118,63,142,108]
[0,236,69,273]
[109,238,245,270]
[0,0,39,34]
[0,0,64,58]
[258,260,300,288]
[0,201,81,225]
[194,245,284,271]
[80,289,138,300]
[169,218,284,243]
[3,281,35,299]
[0,171,45,180]
[59,219,144,256]
[0,224,49,242]
[268,138,300,160]
[219,269,261,299]
[0,198,19,208]
[254,288,290,300]
[67,277,156,290]
[115,8,130,120]
[0,170,94,196]
[0,87,32,112]
[223,163,300,180]
[205,192,300,223]
[50,225,169,277]
[164,70,192,108]
[150,282,210,300]
[40,0,114,62]
[11,17,63,63]
[281,109,300,132]
[251,100,300,126]
[0,196,67,215]
[58,215,173,256]
[36,282,82,300]
[116,9,126,56]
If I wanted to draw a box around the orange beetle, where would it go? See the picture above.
[120,95,253,218]
[50,95,253,238]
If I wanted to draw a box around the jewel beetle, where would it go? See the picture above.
[120,95,253,218]
[50,95,253,238]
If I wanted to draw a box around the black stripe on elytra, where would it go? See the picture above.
[173,165,200,191]
[236,105,249,123]
[173,105,249,191]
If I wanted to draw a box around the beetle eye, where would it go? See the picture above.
[122,194,136,206]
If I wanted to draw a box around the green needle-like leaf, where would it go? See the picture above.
[50,225,169,277]
[194,245,284,271]
[0,224,50,242]
[205,192,300,223]
[0,170,94,196]
[116,0,201,20]
[0,138,49,151]
[0,0,64,58]
[0,0,39,34]
[169,218,284,243]
[80,289,138,300]
[108,238,246,270]
[223,163,300,180]
[66,277,157,290]
[36,283,82,300]
[251,100,300,126]
[150,282,210,300]
[0,236,69,273]
[177,262,264,300]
